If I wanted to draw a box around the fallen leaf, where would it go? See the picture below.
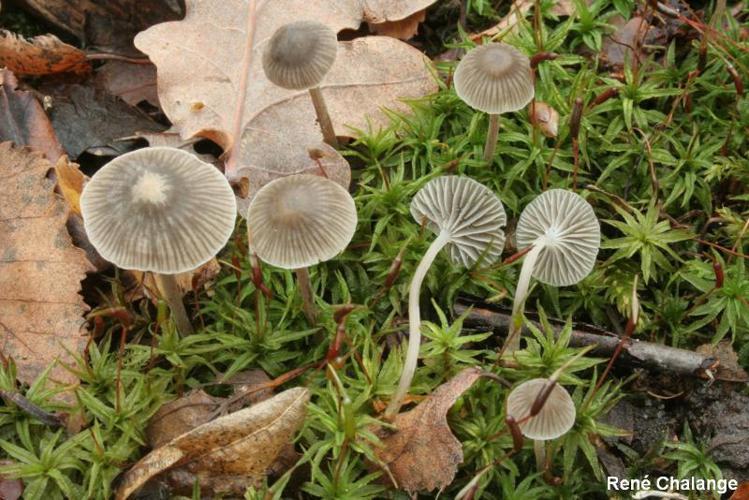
[373,367,483,493]
[95,61,159,107]
[368,9,427,40]
[0,30,90,76]
[116,387,310,500]
[39,83,164,158]
[15,0,183,54]
[124,258,222,302]
[0,461,23,500]
[146,390,220,448]
[54,156,85,215]
[469,0,533,41]
[0,143,92,398]
[696,340,749,382]
[600,17,653,68]
[135,0,437,179]
[0,69,63,162]
[731,482,749,500]
[530,101,560,138]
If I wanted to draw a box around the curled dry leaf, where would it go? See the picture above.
[135,0,437,181]
[116,387,310,500]
[0,69,63,162]
[147,389,221,448]
[531,101,560,138]
[0,143,92,399]
[0,30,90,76]
[368,9,427,40]
[54,156,85,216]
[374,367,483,493]
[95,61,159,107]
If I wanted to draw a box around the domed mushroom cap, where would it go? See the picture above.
[262,21,338,90]
[410,176,506,268]
[247,174,357,269]
[80,147,237,274]
[506,378,576,441]
[453,43,534,115]
[515,189,600,287]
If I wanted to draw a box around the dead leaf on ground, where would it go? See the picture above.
[147,389,221,448]
[373,367,483,493]
[470,0,533,41]
[95,61,159,107]
[0,460,23,500]
[696,340,749,382]
[368,9,427,40]
[135,0,437,184]
[0,69,63,162]
[731,482,749,500]
[124,258,222,302]
[54,156,85,215]
[0,143,92,399]
[39,83,164,158]
[116,387,310,500]
[600,16,668,69]
[0,30,91,76]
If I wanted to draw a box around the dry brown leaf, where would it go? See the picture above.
[116,387,309,500]
[530,101,560,138]
[368,9,427,40]
[125,258,222,302]
[135,0,437,179]
[147,389,220,448]
[0,69,63,162]
[731,482,749,500]
[95,61,159,107]
[601,16,651,68]
[374,367,483,493]
[54,156,85,215]
[0,142,92,397]
[470,0,533,41]
[0,30,91,76]
[0,460,23,500]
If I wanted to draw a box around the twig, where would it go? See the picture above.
[0,390,63,428]
[453,298,725,379]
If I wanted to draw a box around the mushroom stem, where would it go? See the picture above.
[385,230,452,419]
[295,267,318,323]
[153,273,194,335]
[533,439,546,472]
[483,114,501,163]
[502,243,544,355]
[308,87,339,148]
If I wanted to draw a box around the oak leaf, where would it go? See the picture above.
[95,61,159,107]
[0,143,92,397]
[116,387,310,500]
[0,30,90,76]
[374,367,483,493]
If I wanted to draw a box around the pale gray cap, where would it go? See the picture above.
[247,174,357,269]
[262,21,338,90]
[453,43,534,114]
[80,147,237,274]
[410,176,506,268]
[506,378,576,440]
[515,189,600,286]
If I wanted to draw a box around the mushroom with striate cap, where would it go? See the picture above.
[263,20,339,148]
[453,43,534,163]
[385,175,506,418]
[246,174,357,323]
[501,189,600,355]
[80,147,237,335]
[506,377,576,472]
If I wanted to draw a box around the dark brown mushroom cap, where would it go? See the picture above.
[247,174,357,269]
[410,176,506,267]
[515,189,600,286]
[80,147,237,274]
[262,21,338,90]
[453,43,534,114]
[506,378,576,440]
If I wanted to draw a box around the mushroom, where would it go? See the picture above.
[80,147,237,335]
[453,43,534,163]
[262,20,339,148]
[246,174,357,323]
[502,189,600,354]
[385,176,506,418]
[506,377,576,472]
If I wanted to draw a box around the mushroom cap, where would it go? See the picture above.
[80,147,237,274]
[506,378,576,440]
[453,43,534,115]
[515,189,600,286]
[410,176,507,268]
[247,174,357,269]
[262,20,338,90]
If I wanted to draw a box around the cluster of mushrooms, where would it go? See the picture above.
[78,20,601,482]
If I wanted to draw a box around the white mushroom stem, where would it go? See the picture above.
[153,273,194,335]
[483,114,501,163]
[308,87,339,148]
[386,230,452,419]
[533,439,547,472]
[295,267,318,324]
[503,243,544,355]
